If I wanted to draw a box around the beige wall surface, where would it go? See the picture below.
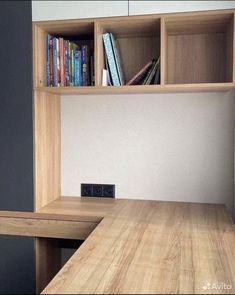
[61,91,235,214]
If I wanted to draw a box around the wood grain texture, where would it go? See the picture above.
[34,83,235,96]
[34,91,61,210]
[33,8,235,89]
[0,212,97,240]
[165,12,234,84]
[36,238,61,294]
[167,33,227,84]
[41,198,235,294]
[33,24,46,87]
[37,196,118,220]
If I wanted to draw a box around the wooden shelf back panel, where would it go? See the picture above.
[34,91,61,210]
[165,12,234,84]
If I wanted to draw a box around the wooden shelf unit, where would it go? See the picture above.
[33,9,235,212]
[33,9,235,94]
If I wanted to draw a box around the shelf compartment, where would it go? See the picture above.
[33,20,95,87]
[95,17,160,86]
[164,12,234,84]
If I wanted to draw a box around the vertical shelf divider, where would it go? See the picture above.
[94,21,104,86]
[160,17,166,85]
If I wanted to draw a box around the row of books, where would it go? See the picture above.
[102,32,160,86]
[46,34,94,87]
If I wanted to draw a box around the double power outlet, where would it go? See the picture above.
[81,183,115,198]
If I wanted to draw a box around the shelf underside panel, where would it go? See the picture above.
[34,83,235,95]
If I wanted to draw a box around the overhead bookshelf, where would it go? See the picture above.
[33,9,235,94]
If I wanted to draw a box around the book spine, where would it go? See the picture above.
[143,59,156,85]
[59,38,64,87]
[56,38,60,87]
[69,42,73,86]
[71,49,74,86]
[81,45,89,86]
[146,58,159,85]
[74,50,82,86]
[102,33,120,86]
[46,34,50,86]
[64,41,69,86]
[109,33,125,85]
[53,38,58,86]
[49,37,54,86]
[90,55,94,86]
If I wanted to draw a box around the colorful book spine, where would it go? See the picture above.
[81,45,89,86]
[56,38,60,86]
[53,37,58,86]
[109,33,125,85]
[46,34,51,86]
[65,40,70,86]
[49,36,54,86]
[74,50,82,86]
[102,33,120,86]
[59,38,64,87]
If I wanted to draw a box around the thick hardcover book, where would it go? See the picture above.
[126,60,153,85]
[103,33,120,86]
[59,38,64,87]
[109,33,125,85]
[74,50,82,86]
[81,45,89,86]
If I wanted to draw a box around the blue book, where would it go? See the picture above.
[109,33,125,85]
[102,33,120,86]
[74,50,82,86]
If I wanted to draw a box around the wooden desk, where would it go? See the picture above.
[37,197,235,294]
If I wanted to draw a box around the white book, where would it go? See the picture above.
[102,69,108,86]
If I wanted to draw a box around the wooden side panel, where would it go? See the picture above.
[34,91,61,210]
[35,238,61,294]
[33,24,46,87]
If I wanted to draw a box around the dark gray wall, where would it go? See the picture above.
[0,1,35,293]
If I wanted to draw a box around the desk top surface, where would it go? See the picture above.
[39,197,235,294]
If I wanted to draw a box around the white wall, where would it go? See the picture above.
[129,1,235,15]
[32,1,128,21]
[61,91,235,214]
